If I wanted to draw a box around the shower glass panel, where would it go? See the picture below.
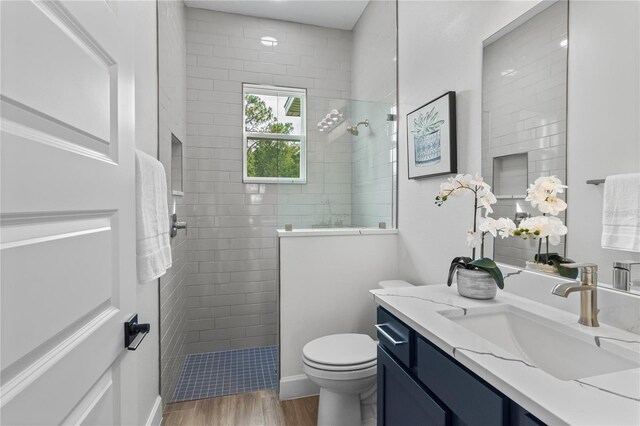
[276,97,396,230]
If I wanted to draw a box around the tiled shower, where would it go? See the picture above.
[158,0,397,403]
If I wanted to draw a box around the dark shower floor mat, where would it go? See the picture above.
[172,345,278,402]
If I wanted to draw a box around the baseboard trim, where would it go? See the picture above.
[146,396,163,426]
[279,374,319,400]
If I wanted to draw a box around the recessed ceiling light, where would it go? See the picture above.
[260,36,278,47]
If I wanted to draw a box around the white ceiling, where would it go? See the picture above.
[183,0,370,30]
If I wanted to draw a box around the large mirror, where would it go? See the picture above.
[482,0,640,292]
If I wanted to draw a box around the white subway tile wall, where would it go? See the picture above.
[481,2,568,266]
[184,8,356,353]
[159,0,188,403]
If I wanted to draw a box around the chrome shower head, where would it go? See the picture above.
[348,119,369,136]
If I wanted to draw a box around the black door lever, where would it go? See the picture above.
[124,314,150,350]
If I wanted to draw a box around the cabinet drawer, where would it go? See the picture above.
[510,401,546,426]
[378,346,449,426]
[376,308,411,367]
[416,337,508,426]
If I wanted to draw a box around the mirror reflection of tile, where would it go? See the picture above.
[482,2,568,267]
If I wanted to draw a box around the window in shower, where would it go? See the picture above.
[242,84,307,183]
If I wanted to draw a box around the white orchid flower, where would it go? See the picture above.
[466,229,480,248]
[495,217,517,238]
[517,216,547,239]
[526,176,568,211]
[479,217,498,237]
[435,173,518,256]
[547,216,568,245]
[479,217,516,239]
[533,175,567,195]
[438,181,458,197]
[525,185,547,207]
[479,192,497,216]
[537,196,567,216]
[470,174,492,192]
[455,174,473,186]
[516,216,567,244]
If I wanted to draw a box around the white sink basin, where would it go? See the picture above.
[440,305,639,381]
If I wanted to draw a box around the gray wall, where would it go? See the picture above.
[183,8,353,353]
[158,0,188,404]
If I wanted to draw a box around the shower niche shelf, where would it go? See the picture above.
[171,133,184,196]
[492,153,528,198]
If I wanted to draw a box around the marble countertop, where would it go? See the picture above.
[371,284,640,426]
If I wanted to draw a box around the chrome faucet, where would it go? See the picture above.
[613,260,640,291]
[552,263,599,327]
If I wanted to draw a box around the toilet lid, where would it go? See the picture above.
[303,334,376,366]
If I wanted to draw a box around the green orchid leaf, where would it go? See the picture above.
[447,264,460,287]
[534,253,557,264]
[534,253,579,279]
[470,257,505,289]
[553,262,579,279]
[447,257,472,287]
[550,255,579,279]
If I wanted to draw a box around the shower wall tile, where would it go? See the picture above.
[158,0,188,406]
[185,7,353,353]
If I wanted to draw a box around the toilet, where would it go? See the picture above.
[302,280,414,426]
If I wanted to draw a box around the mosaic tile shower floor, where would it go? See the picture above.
[172,346,278,402]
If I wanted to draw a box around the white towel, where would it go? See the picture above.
[136,150,172,282]
[601,173,640,252]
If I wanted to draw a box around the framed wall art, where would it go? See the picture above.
[407,91,457,179]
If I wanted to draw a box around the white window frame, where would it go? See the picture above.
[242,83,307,184]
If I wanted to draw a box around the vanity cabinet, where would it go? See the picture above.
[378,347,449,426]
[376,307,545,426]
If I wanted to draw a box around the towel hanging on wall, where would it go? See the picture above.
[601,173,640,252]
[135,150,172,282]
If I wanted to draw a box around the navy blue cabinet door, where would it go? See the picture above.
[416,337,508,426]
[377,346,449,426]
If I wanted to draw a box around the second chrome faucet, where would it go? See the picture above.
[552,263,599,327]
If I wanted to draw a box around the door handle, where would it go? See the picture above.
[124,314,150,350]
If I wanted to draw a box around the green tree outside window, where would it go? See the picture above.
[244,94,301,179]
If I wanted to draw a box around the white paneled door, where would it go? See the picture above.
[1,1,139,424]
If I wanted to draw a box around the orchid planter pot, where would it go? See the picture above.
[456,268,497,300]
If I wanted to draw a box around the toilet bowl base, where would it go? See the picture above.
[317,387,362,426]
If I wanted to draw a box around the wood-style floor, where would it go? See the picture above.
[162,390,319,426]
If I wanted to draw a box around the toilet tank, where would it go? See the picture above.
[378,280,415,289]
